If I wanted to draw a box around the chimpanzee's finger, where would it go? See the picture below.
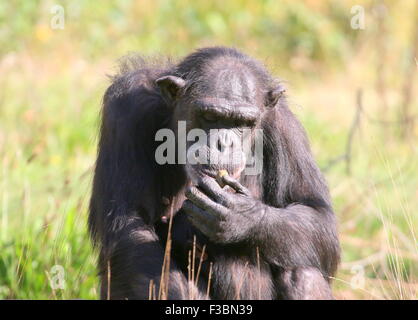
[197,177,231,206]
[185,186,227,217]
[182,200,217,235]
[221,175,251,196]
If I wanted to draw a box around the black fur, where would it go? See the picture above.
[89,47,340,300]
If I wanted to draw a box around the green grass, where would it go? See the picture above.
[0,0,417,299]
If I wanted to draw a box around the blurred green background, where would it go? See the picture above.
[0,0,417,299]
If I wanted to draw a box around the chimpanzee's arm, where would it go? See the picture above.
[252,203,339,277]
[183,176,339,278]
[89,69,206,300]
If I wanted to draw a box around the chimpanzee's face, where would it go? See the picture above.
[156,60,282,184]
[183,65,261,182]
[183,72,261,182]
[183,97,259,182]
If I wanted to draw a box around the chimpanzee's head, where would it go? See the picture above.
[155,47,285,183]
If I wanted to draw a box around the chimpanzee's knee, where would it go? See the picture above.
[277,267,334,300]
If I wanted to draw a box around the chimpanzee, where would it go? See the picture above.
[89,47,340,300]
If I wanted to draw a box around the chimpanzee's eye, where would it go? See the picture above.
[202,113,217,123]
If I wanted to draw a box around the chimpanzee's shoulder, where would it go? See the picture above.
[101,54,174,119]
[105,54,173,98]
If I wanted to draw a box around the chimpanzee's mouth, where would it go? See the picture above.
[191,164,244,180]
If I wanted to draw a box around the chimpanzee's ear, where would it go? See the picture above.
[265,84,286,108]
[155,75,186,105]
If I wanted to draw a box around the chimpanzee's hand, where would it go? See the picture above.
[182,175,267,244]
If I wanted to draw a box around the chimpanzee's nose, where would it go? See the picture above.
[217,130,233,152]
